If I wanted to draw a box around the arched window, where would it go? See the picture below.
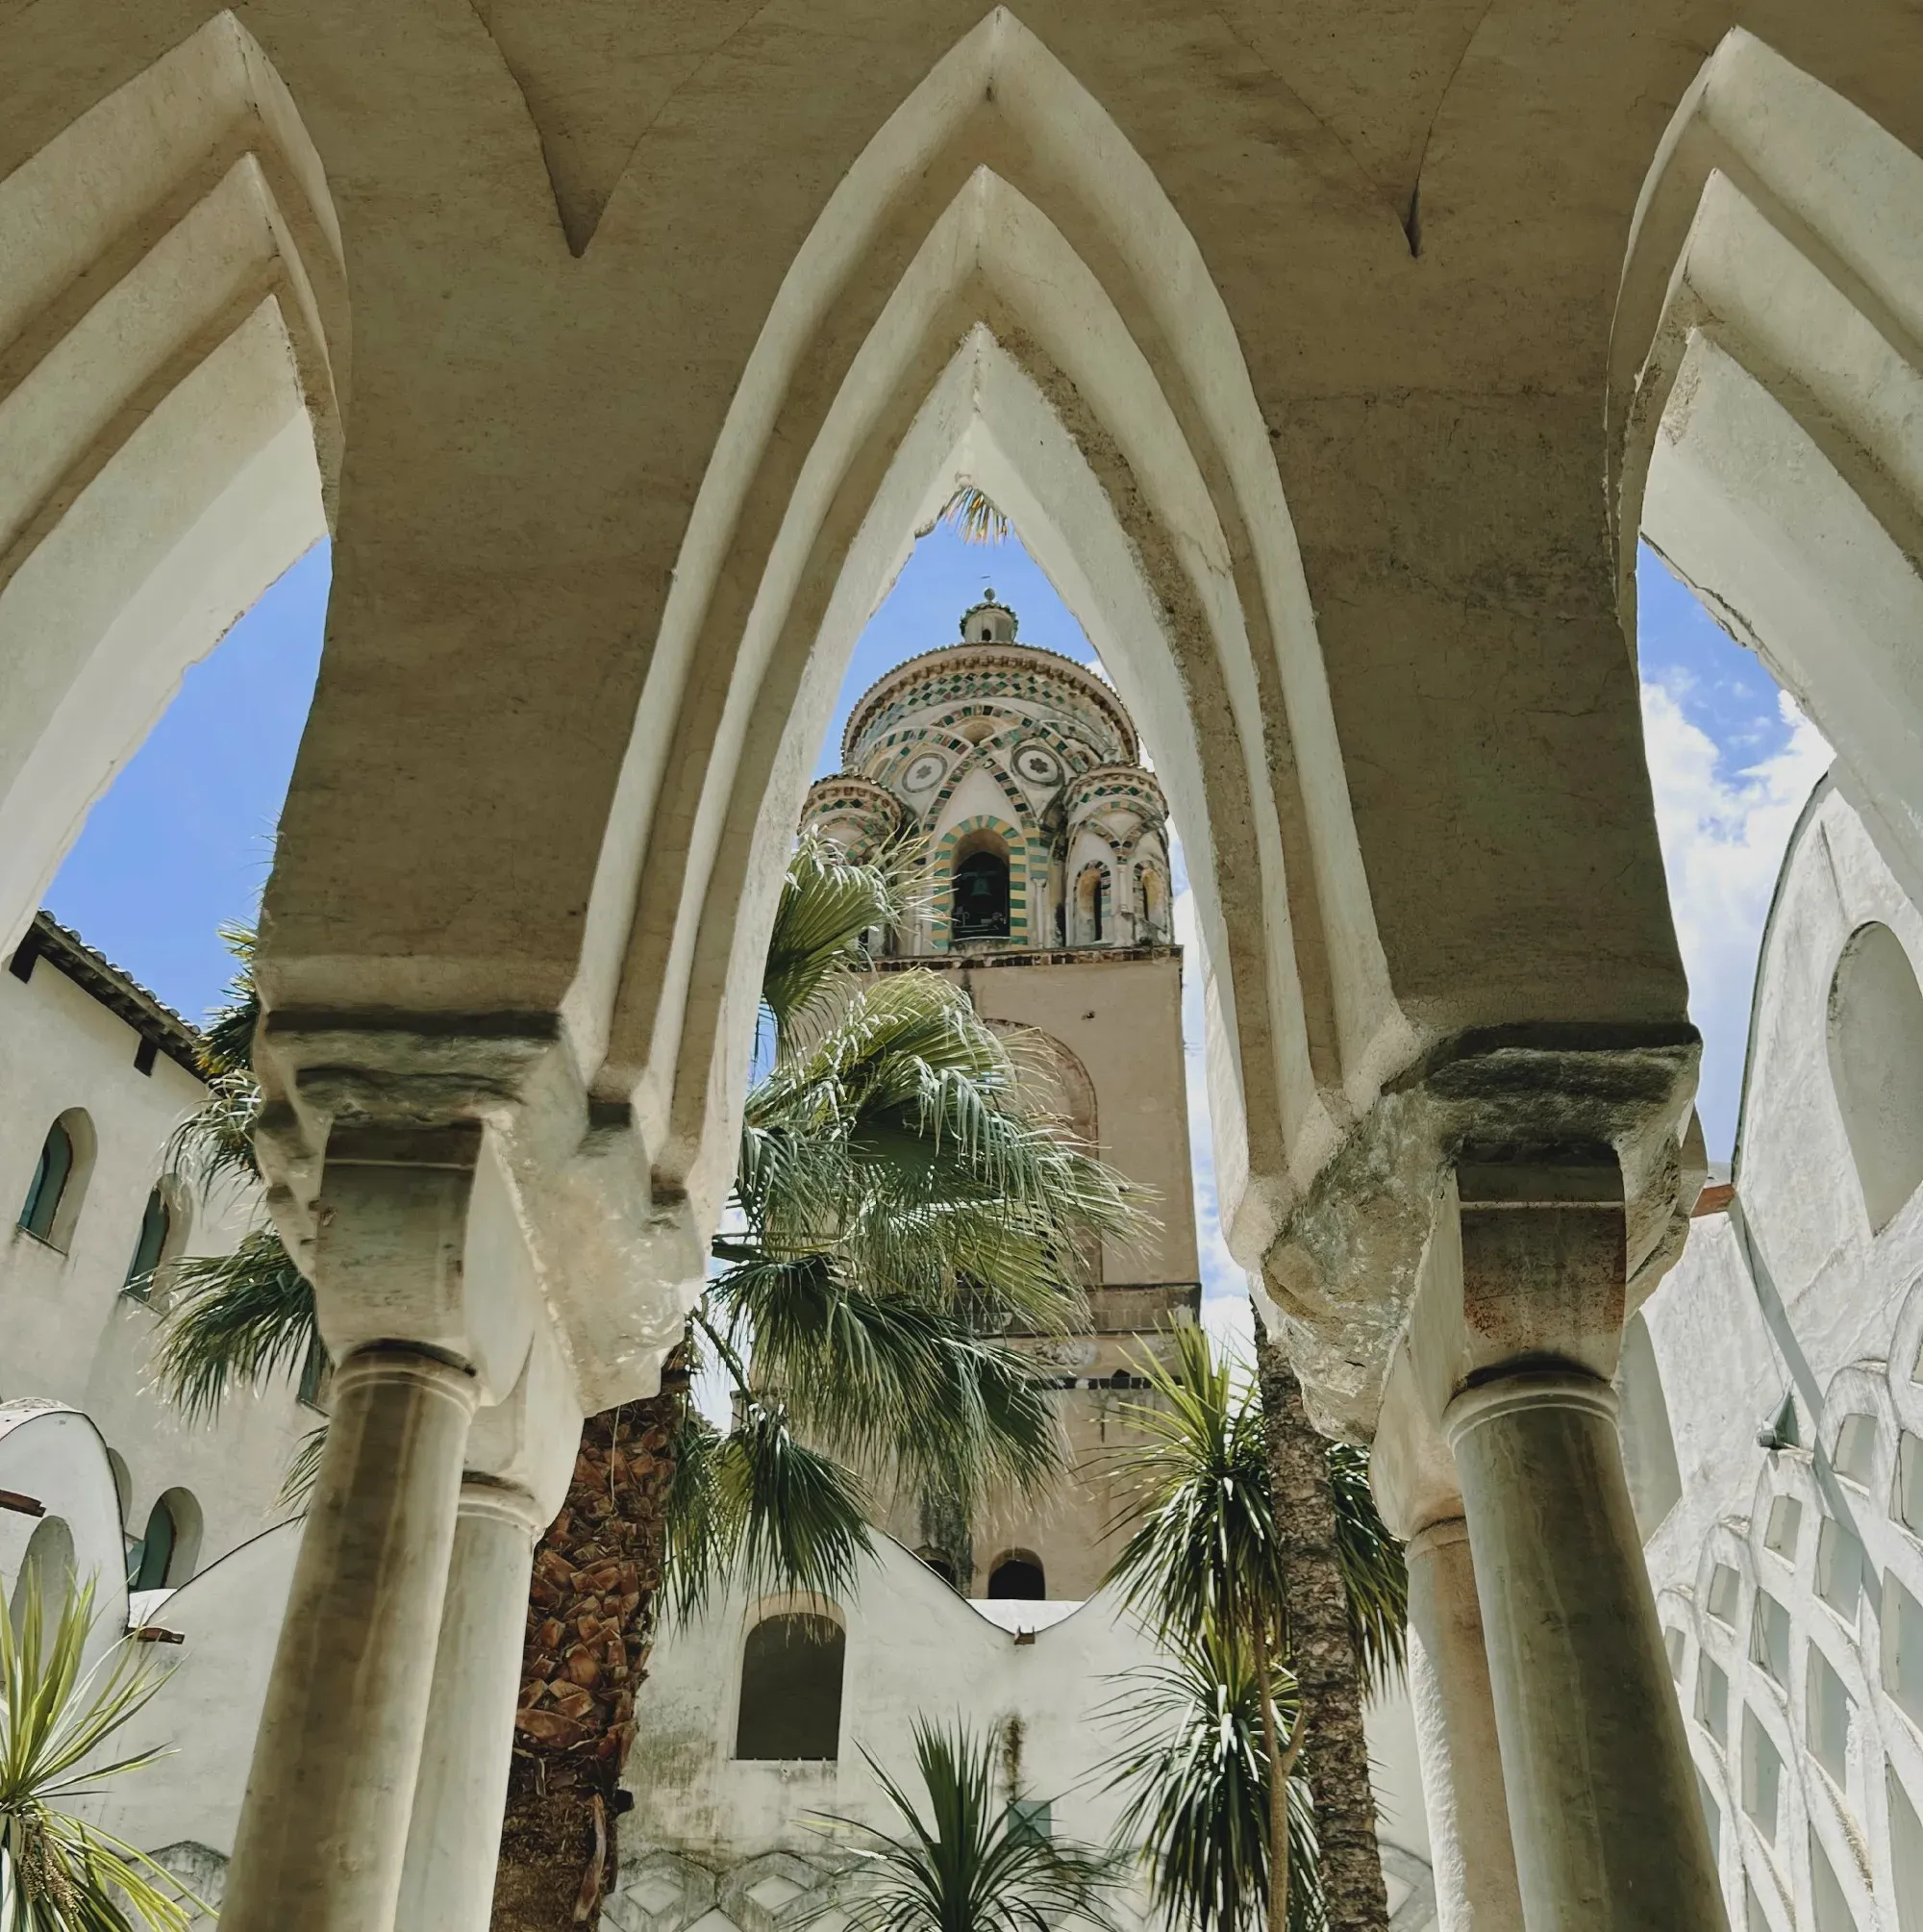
[19,1121,72,1241]
[16,1110,94,1250]
[1074,865,1110,945]
[10,1516,74,1636]
[1138,865,1168,941]
[1616,1313,1683,1539]
[129,1489,201,1592]
[987,1550,1046,1599]
[915,1546,959,1588]
[123,1187,170,1296]
[1828,922,1923,1232]
[736,1611,845,1760]
[952,848,1011,939]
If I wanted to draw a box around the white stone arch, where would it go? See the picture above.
[1612,28,1923,909]
[576,15,1405,1268]
[0,10,344,952]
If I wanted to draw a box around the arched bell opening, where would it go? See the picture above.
[951,835,1012,941]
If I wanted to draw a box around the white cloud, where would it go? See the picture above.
[1639,679,1832,1159]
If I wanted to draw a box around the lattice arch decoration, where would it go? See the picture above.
[931,815,1029,949]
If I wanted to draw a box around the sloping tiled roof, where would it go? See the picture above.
[6,913,205,1080]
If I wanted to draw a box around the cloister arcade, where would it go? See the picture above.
[6,4,1923,1927]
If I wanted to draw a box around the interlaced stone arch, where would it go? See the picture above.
[1613,28,1923,909]
[0,12,343,951]
[583,13,1405,1276]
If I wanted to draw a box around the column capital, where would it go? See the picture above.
[331,1342,482,1418]
[1405,1514,1470,1560]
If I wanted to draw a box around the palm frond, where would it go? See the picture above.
[938,487,1011,547]
[667,1406,873,1618]
[277,1427,329,1514]
[1101,1622,1320,1932]
[150,1229,321,1425]
[809,1719,1121,1932]
[1327,1443,1407,1694]
[0,1575,205,1931]
[195,922,260,1081]
[1105,1326,1280,1643]
[711,1257,1062,1513]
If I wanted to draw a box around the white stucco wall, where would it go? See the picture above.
[0,937,312,1574]
[1638,776,1923,1932]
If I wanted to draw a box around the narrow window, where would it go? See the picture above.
[1741,1708,1784,1842]
[736,1612,845,1761]
[1697,1656,1731,1745]
[1817,1519,1863,1619]
[987,1551,1045,1600]
[1886,1575,1923,1730]
[1811,1829,1860,1932]
[1763,1494,1803,1562]
[1807,1644,1852,1785]
[17,1121,73,1242]
[1708,1563,1742,1625]
[1835,1414,1879,1487]
[131,1496,177,1592]
[1751,1591,1792,1685]
[122,1188,169,1297]
[1664,1626,1686,1679]
[1900,1433,1923,1537]
[1890,1767,1923,1932]
[1697,1770,1721,1863]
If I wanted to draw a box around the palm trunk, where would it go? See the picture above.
[491,1359,687,1931]
[1253,1327,1389,1932]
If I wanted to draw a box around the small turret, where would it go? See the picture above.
[959,590,1018,645]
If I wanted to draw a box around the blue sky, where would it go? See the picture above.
[45,521,1825,1337]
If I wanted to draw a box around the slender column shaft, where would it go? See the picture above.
[1446,1373,1721,1932]
[397,1479,550,1932]
[221,1345,480,1932]
[1404,1518,1524,1932]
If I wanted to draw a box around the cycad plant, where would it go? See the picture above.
[0,1577,201,1931]
[1104,1326,1404,1932]
[812,1719,1121,1932]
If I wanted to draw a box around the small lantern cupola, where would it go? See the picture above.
[960,590,1018,645]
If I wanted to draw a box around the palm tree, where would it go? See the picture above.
[1104,1326,1404,1932]
[810,1719,1122,1932]
[936,486,1010,547]
[144,844,1145,1932]
[0,1575,203,1931]
[499,841,1145,1927]
[1251,1331,1400,1932]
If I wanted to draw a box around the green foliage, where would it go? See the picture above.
[1103,1624,1321,1932]
[1103,1326,1406,1932]
[0,1577,202,1931]
[149,1231,320,1428]
[811,1719,1121,1932]
[676,839,1152,1610]
[937,488,1011,547]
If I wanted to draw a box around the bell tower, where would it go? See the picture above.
[802,603,1200,1601]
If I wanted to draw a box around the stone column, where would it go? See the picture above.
[1405,1518,1524,1932]
[1446,1372,1721,1932]
[396,1477,551,1932]
[220,1344,480,1932]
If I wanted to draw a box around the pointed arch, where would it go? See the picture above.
[0,11,344,951]
[575,15,1405,1263]
[1612,29,1923,907]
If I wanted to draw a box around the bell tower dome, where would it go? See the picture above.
[959,590,1018,645]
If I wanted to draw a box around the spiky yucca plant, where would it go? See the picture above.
[0,1577,202,1931]
[812,1719,1122,1932]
